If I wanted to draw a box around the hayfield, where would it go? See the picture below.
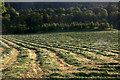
[1,30,120,78]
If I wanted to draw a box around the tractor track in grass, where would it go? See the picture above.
[2,39,118,62]
[6,37,119,65]
[3,38,69,67]
[25,50,43,78]
[3,37,120,66]
[41,49,81,73]
[52,48,92,62]
[2,39,43,78]
[1,40,11,48]
[4,37,92,63]
[46,45,119,64]
[22,38,91,63]
[104,51,119,56]
[43,44,120,63]
[2,38,81,73]
[0,48,6,55]
[2,38,81,76]
[84,51,119,63]
[1,43,19,70]
[82,47,119,57]
[0,41,20,71]
[44,49,68,67]
[53,47,119,63]
[3,37,120,74]
[8,39,108,68]
[1,49,19,71]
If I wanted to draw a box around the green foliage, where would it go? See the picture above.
[2,3,119,34]
[1,1,6,13]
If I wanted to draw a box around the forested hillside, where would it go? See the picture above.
[2,2,119,34]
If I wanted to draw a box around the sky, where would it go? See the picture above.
[4,0,120,2]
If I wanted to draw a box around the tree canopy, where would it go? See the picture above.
[2,2,119,34]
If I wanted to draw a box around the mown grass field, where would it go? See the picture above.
[1,30,120,78]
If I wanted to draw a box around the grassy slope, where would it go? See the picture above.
[2,30,120,78]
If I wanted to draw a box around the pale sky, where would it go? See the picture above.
[4,0,120,2]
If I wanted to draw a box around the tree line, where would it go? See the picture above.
[2,2,119,34]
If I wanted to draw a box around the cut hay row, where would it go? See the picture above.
[2,49,19,71]
[2,38,81,76]
[0,40,11,48]
[2,31,120,78]
[3,37,119,66]
[5,36,119,63]
[3,37,92,66]
[2,38,80,70]
[5,37,92,62]
[1,37,119,76]
[2,38,43,78]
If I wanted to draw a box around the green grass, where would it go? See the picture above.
[2,30,120,78]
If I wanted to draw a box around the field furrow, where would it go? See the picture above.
[2,38,43,78]
[2,37,120,66]
[0,48,6,54]
[3,37,92,63]
[2,38,82,76]
[2,49,19,70]
[6,37,119,63]
[83,51,119,63]
[2,31,120,78]
[1,40,11,48]
[2,38,81,71]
